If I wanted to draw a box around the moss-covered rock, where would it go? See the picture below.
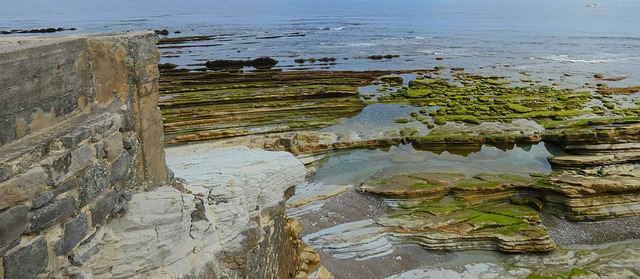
[380,75,404,85]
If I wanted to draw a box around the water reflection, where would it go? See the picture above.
[311,142,552,186]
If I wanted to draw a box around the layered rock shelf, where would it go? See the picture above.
[151,48,640,274]
[159,70,399,143]
[358,172,555,253]
[542,118,640,220]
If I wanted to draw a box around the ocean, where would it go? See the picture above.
[3,0,640,87]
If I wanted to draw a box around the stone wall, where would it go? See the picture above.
[0,33,167,279]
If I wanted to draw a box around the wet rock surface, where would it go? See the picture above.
[280,116,640,277]
[157,67,640,277]
[0,27,76,35]
[358,173,555,253]
[159,70,401,144]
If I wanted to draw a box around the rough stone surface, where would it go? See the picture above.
[78,163,110,208]
[62,127,93,149]
[90,114,121,142]
[94,143,105,159]
[54,213,89,256]
[135,91,168,186]
[0,205,29,251]
[28,195,77,233]
[70,228,105,267]
[0,36,91,147]
[110,152,130,184]
[44,144,95,186]
[0,167,11,182]
[0,166,48,210]
[90,191,119,226]
[76,145,306,278]
[88,186,200,278]
[0,32,172,278]
[103,132,124,161]
[32,176,77,208]
[3,237,48,279]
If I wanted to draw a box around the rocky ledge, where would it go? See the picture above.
[307,117,638,253]
[159,70,400,143]
[359,172,555,253]
[157,67,640,259]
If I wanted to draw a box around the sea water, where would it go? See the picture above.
[3,0,640,86]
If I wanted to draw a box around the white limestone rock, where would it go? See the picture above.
[79,144,305,278]
[166,145,306,252]
[88,186,203,279]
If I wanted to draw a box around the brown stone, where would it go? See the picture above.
[103,132,124,161]
[133,88,168,187]
[0,167,48,210]
[87,38,129,107]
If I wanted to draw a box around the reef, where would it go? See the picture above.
[372,72,638,125]
[0,27,77,35]
[158,70,402,144]
[204,56,279,70]
[359,172,556,253]
[157,66,640,256]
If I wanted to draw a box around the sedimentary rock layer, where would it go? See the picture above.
[159,70,397,143]
[75,145,311,278]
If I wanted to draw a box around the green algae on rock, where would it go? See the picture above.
[371,72,638,126]
[360,172,555,253]
[357,141,640,251]
[380,201,555,253]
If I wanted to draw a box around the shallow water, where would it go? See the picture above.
[310,142,552,186]
[299,142,640,278]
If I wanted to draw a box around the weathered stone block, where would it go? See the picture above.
[62,127,93,149]
[86,37,130,108]
[141,122,167,183]
[44,152,71,183]
[32,177,77,209]
[95,143,105,159]
[90,114,121,142]
[137,88,160,133]
[110,153,130,184]
[69,227,104,267]
[129,35,160,78]
[70,272,89,279]
[90,191,119,226]
[0,166,11,182]
[0,205,29,251]
[0,37,92,147]
[0,167,48,210]
[3,237,48,279]
[103,132,124,161]
[0,238,20,257]
[43,144,94,186]
[136,80,159,98]
[28,195,77,233]
[54,213,89,256]
[122,135,135,150]
[78,163,110,208]
[70,245,100,267]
